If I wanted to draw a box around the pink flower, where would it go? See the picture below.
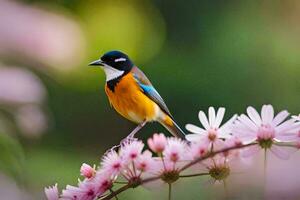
[136,150,156,173]
[44,184,59,200]
[202,154,231,184]
[101,150,123,177]
[0,67,46,105]
[15,105,47,137]
[185,107,237,150]
[190,141,209,159]
[120,140,144,163]
[93,172,113,195]
[77,180,98,200]
[232,105,300,159]
[218,137,242,160]
[0,0,84,69]
[60,185,85,200]
[291,115,300,148]
[163,138,189,170]
[80,163,95,179]
[147,133,167,153]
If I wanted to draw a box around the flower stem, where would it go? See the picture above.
[109,189,119,200]
[179,173,210,178]
[168,183,172,200]
[263,148,267,194]
[223,180,228,198]
[100,184,131,200]
[99,176,161,200]
[264,148,267,178]
[114,181,128,184]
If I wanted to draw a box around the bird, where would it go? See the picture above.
[89,50,185,139]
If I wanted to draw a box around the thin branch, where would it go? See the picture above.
[100,184,131,200]
[99,176,161,200]
[180,143,257,172]
[109,189,119,200]
[114,181,128,184]
[179,173,210,178]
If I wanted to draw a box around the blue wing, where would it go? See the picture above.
[131,67,173,118]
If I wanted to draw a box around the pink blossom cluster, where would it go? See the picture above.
[45,105,300,200]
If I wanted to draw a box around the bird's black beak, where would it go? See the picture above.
[88,59,104,66]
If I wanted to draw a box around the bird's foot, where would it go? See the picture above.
[103,121,147,156]
[103,144,120,156]
[120,134,137,146]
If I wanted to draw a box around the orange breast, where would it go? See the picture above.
[105,73,158,123]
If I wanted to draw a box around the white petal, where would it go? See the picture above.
[247,106,262,126]
[261,105,268,124]
[275,119,298,133]
[185,134,206,142]
[218,131,232,139]
[261,105,274,124]
[198,110,210,130]
[208,107,216,127]
[275,132,298,142]
[291,115,300,121]
[185,124,206,134]
[214,107,225,128]
[232,124,255,136]
[219,114,238,133]
[237,114,258,132]
[272,110,289,126]
[231,127,257,143]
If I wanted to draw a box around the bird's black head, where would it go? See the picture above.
[89,50,134,72]
[89,51,134,82]
[101,50,134,71]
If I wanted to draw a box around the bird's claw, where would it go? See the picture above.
[120,134,137,146]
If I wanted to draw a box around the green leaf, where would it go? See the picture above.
[0,133,24,182]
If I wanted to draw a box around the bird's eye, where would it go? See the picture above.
[114,58,127,62]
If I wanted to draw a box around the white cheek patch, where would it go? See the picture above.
[114,58,127,62]
[101,64,124,81]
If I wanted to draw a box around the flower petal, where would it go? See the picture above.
[272,110,289,126]
[261,105,274,124]
[291,115,300,121]
[198,110,210,130]
[219,114,237,133]
[275,119,299,134]
[237,114,258,132]
[185,124,206,134]
[275,132,298,142]
[186,133,206,142]
[247,106,262,126]
[241,145,261,157]
[208,107,216,127]
[270,145,296,160]
[232,127,257,143]
[214,107,225,128]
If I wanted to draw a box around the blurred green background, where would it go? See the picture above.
[0,0,299,199]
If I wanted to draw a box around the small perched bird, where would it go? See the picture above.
[89,50,185,139]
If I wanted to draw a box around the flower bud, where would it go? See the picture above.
[80,163,95,179]
[147,133,167,153]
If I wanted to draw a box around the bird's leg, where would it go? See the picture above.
[121,120,147,144]
[104,120,147,156]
